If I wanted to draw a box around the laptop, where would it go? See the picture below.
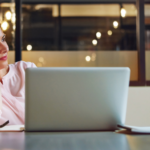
[25,67,130,131]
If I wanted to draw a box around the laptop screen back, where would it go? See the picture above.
[25,67,130,131]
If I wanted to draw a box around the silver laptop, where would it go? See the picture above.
[25,67,130,131]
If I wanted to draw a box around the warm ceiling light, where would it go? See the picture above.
[13,25,16,30]
[113,21,119,29]
[96,32,101,39]
[37,63,42,67]
[85,56,91,62]
[107,30,112,36]
[5,11,12,20]
[27,45,32,51]
[39,57,44,63]
[11,13,16,23]
[121,8,126,18]
[1,21,9,31]
[92,39,98,46]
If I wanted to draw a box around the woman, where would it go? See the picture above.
[0,28,36,125]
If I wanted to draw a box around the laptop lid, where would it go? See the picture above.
[25,67,130,131]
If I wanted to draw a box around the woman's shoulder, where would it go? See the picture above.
[10,61,37,69]
[3,61,36,80]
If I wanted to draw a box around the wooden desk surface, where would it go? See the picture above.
[0,132,150,150]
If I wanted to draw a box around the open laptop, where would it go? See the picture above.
[25,67,130,131]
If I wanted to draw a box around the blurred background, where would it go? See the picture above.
[0,0,150,83]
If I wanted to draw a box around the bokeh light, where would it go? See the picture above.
[1,21,9,31]
[11,13,16,23]
[5,11,12,20]
[113,21,119,29]
[92,39,98,46]
[96,32,101,39]
[121,8,126,18]
[85,56,91,62]
[107,30,112,36]
[27,45,32,51]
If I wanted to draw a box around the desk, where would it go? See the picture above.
[0,132,150,150]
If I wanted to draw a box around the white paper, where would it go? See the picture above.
[0,125,24,132]
[119,125,150,133]
[131,127,150,133]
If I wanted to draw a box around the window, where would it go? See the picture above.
[3,0,146,86]
[145,3,150,83]
[21,3,138,82]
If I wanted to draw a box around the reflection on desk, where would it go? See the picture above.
[0,132,150,150]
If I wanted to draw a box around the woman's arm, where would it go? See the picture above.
[0,85,1,111]
[0,84,9,127]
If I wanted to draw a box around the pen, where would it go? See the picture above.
[0,120,9,128]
